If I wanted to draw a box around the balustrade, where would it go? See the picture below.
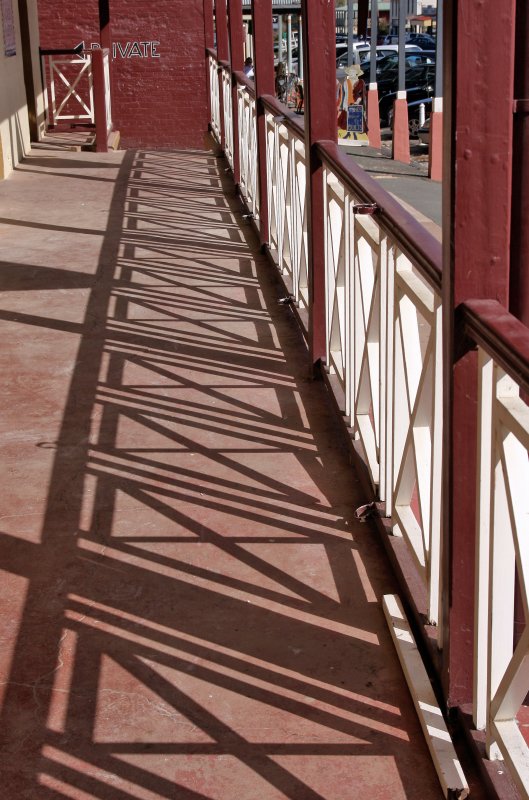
[209,54,222,144]
[264,105,308,314]
[221,65,234,170]
[237,79,259,220]
[463,301,529,799]
[206,18,529,794]
[319,146,443,627]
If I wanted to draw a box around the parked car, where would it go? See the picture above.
[336,43,421,67]
[383,33,436,49]
[408,33,436,50]
[359,51,435,78]
[379,65,436,128]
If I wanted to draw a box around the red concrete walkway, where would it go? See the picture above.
[0,142,448,798]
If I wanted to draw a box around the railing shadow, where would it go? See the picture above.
[0,146,443,799]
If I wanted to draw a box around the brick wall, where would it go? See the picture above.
[37,0,208,149]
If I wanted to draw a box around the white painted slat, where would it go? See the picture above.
[474,350,494,731]
[491,627,529,722]
[383,594,469,799]
[497,396,529,453]
[492,720,529,800]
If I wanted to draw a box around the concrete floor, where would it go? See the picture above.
[0,141,457,798]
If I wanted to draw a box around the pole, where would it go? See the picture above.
[398,0,405,94]
[216,0,230,152]
[228,0,244,185]
[429,0,443,180]
[392,0,410,162]
[367,0,381,147]
[347,0,355,65]
[287,15,293,74]
[301,0,337,369]
[251,0,275,247]
[277,14,283,64]
[204,0,215,124]
[298,15,303,79]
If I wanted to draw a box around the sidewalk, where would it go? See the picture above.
[347,144,442,242]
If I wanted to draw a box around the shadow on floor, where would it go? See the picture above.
[0,146,444,799]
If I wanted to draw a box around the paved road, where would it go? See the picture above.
[347,143,442,235]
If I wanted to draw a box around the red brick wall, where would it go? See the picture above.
[37,0,208,149]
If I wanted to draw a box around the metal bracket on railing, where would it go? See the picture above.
[352,203,378,215]
[242,213,254,220]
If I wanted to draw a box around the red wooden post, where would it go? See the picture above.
[301,0,337,369]
[204,0,215,49]
[92,48,110,153]
[228,0,244,185]
[204,0,215,124]
[509,0,529,655]
[392,0,410,164]
[510,0,529,324]
[251,0,275,247]
[216,0,229,152]
[442,0,516,708]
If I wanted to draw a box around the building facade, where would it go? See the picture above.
[36,0,209,149]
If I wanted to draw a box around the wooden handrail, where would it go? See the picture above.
[260,94,304,140]
[461,299,529,391]
[316,140,442,292]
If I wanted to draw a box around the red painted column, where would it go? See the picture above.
[301,0,338,368]
[251,0,275,247]
[428,99,443,181]
[442,0,516,708]
[366,88,382,148]
[204,0,215,125]
[92,48,109,153]
[509,0,529,658]
[216,0,230,152]
[228,0,244,185]
[510,0,529,324]
[392,99,410,162]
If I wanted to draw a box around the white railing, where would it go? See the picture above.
[42,53,94,127]
[221,66,234,170]
[265,111,308,313]
[206,42,529,795]
[474,348,529,798]
[209,55,221,144]
[103,51,113,134]
[237,82,259,220]
[322,163,443,626]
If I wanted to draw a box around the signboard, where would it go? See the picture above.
[347,104,364,133]
[1,0,16,57]
[89,41,161,59]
